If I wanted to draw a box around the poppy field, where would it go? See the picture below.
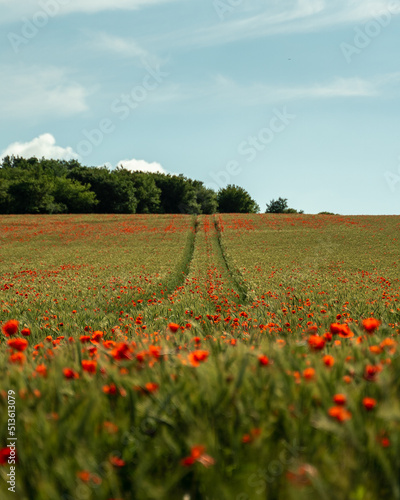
[0,213,400,500]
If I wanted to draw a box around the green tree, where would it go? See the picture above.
[265,197,288,213]
[192,181,218,215]
[53,177,98,213]
[217,185,260,213]
[68,166,137,213]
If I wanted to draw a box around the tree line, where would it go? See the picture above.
[0,156,303,215]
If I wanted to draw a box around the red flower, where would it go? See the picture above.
[0,447,17,466]
[362,397,377,411]
[2,320,19,337]
[21,328,31,337]
[168,322,180,333]
[258,355,269,366]
[181,445,215,468]
[9,352,25,364]
[7,338,29,352]
[144,382,159,394]
[330,323,354,338]
[109,455,125,467]
[63,368,79,380]
[188,350,209,367]
[36,364,48,377]
[323,355,335,367]
[111,342,133,361]
[303,368,315,380]
[362,318,381,334]
[82,360,97,374]
[328,406,352,422]
[308,335,325,351]
[364,364,381,382]
[333,394,346,406]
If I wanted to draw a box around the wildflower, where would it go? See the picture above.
[303,368,315,380]
[323,355,335,367]
[103,421,119,434]
[168,322,180,332]
[144,382,159,394]
[362,318,381,334]
[63,368,79,380]
[36,364,48,377]
[364,364,381,382]
[0,447,17,465]
[328,406,352,422]
[109,455,125,467]
[7,338,29,352]
[2,320,19,337]
[111,342,133,361]
[333,394,347,406]
[188,350,209,367]
[362,397,377,411]
[82,360,97,374]
[286,464,317,486]
[181,445,215,468]
[21,328,31,336]
[308,335,325,351]
[258,355,269,366]
[9,352,26,364]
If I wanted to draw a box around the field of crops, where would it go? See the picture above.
[0,213,399,500]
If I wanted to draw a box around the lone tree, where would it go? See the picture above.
[265,197,303,214]
[217,185,260,213]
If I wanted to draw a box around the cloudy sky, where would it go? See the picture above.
[1,0,400,214]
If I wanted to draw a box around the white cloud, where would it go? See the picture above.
[0,0,180,23]
[0,65,89,119]
[165,0,400,48]
[0,134,167,175]
[117,158,166,174]
[90,33,149,59]
[149,74,388,109]
[0,134,79,161]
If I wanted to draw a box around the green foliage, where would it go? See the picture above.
[0,156,264,215]
[266,197,303,214]
[217,184,260,213]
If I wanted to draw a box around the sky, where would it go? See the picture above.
[1,0,400,215]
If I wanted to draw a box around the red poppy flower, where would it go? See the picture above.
[258,355,269,366]
[0,447,17,465]
[323,355,335,367]
[328,406,352,422]
[362,397,377,411]
[333,394,346,406]
[7,338,29,352]
[308,335,325,351]
[303,368,315,380]
[188,350,209,367]
[9,352,26,364]
[2,320,19,337]
[82,360,97,374]
[362,318,381,334]
[168,322,180,333]
[63,368,79,380]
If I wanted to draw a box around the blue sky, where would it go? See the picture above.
[1,0,400,214]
